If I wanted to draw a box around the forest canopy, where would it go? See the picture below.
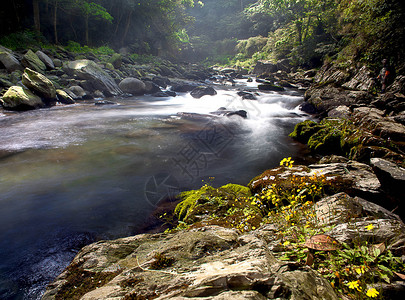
[1,0,404,71]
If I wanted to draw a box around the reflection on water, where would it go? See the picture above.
[0,80,310,299]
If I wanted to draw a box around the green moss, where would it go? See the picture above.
[289,120,321,143]
[55,263,121,300]
[308,127,342,154]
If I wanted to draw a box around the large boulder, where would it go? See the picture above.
[170,79,201,92]
[21,49,46,73]
[0,47,23,72]
[370,158,405,197]
[35,50,55,70]
[22,68,56,100]
[63,60,122,96]
[42,226,338,300]
[253,61,278,75]
[342,65,375,91]
[118,77,146,95]
[1,86,44,110]
[190,86,217,98]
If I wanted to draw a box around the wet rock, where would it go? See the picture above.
[211,107,247,118]
[35,50,55,70]
[152,91,177,97]
[0,49,23,72]
[95,100,117,106]
[1,86,44,110]
[258,83,285,92]
[170,79,201,92]
[56,89,75,104]
[190,86,217,99]
[22,68,56,100]
[253,61,278,75]
[118,77,146,95]
[21,49,46,73]
[64,60,122,96]
[237,91,257,100]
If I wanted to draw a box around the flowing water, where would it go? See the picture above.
[0,79,310,299]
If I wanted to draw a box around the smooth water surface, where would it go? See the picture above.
[0,80,309,299]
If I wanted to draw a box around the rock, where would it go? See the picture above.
[95,100,116,106]
[327,105,351,119]
[144,81,161,94]
[119,77,146,95]
[35,50,55,70]
[237,91,257,100]
[21,50,46,73]
[1,86,44,110]
[190,86,217,99]
[152,91,177,97]
[0,50,23,72]
[64,60,122,96]
[56,89,75,104]
[68,85,87,99]
[258,83,285,92]
[315,192,401,227]
[53,59,62,68]
[211,107,248,118]
[253,61,278,75]
[313,63,350,85]
[42,226,338,300]
[22,68,56,99]
[370,158,405,197]
[108,53,122,69]
[353,107,405,142]
[342,66,374,91]
[170,79,201,92]
[152,76,170,88]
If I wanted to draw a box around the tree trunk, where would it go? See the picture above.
[121,10,133,46]
[33,0,41,34]
[85,15,89,45]
[53,1,58,44]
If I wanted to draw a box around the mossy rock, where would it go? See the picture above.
[109,53,122,69]
[308,127,343,154]
[289,120,322,143]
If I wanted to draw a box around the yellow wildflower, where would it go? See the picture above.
[366,288,379,298]
[365,224,375,231]
[347,280,361,291]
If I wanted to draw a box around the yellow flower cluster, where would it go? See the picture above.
[280,157,294,168]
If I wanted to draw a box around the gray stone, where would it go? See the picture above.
[64,60,122,96]
[342,65,374,91]
[21,50,46,73]
[370,158,405,196]
[68,85,86,99]
[119,77,146,95]
[0,50,23,72]
[1,86,44,110]
[35,51,55,70]
[53,59,62,68]
[56,89,75,104]
[327,105,351,119]
[22,68,56,99]
[42,226,338,300]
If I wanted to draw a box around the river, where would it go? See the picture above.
[0,79,310,299]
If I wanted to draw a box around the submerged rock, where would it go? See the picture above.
[1,85,44,110]
[258,83,285,92]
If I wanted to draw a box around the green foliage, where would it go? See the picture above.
[64,41,115,56]
[0,30,43,51]
[150,252,175,270]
